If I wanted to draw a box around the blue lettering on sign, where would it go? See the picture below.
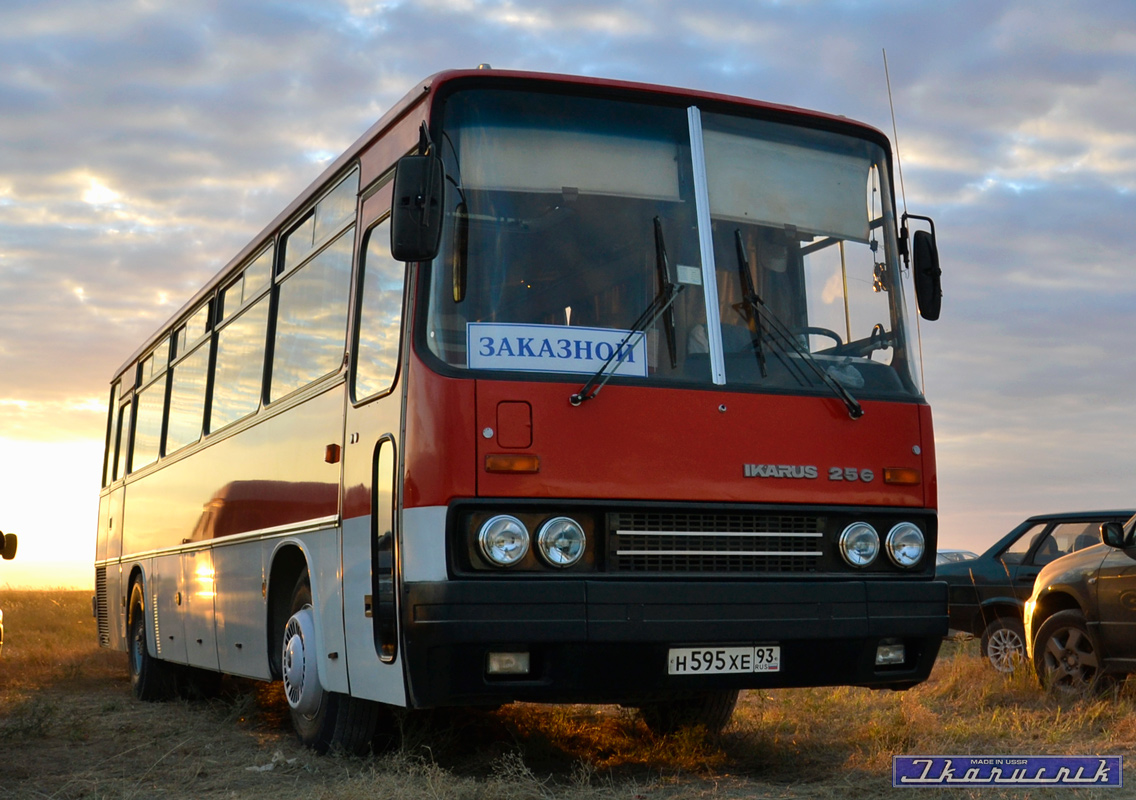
[467,322,648,377]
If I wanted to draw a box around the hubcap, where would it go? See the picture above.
[986,627,1024,673]
[1043,625,1098,693]
[281,606,322,716]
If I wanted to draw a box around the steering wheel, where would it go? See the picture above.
[797,326,844,350]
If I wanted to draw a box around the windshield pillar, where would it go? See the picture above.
[688,106,726,386]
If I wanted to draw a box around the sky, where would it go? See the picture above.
[1,0,1135,589]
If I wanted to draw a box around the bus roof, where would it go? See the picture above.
[111,68,891,382]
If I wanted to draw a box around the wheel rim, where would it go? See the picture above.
[281,605,323,716]
[130,616,144,677]
[1042,625,1099,693]
[986,627,1024,673]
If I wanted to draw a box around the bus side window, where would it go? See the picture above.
[131,375,167,470]
[270,227,354,401]
[103,382,121,487]
[131,337,171,471]
[211,296,270,431]
[355,218,405,400]
[115,400,133,482]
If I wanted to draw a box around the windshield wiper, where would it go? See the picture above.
[733,229,864,420]
[570,217,684,406]
[733,230,768,378]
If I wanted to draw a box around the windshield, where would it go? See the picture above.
[423,88,922,401]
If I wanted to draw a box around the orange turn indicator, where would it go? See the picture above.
[883,467,920,485]
[485,454,541,473]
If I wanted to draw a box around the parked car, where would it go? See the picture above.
[936,549,979,566]
[1025,513,1136,695]
[1,530,16,656]
[937,510,1135,672]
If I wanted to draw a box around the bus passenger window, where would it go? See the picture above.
[211,296,270,430]
[102,382,121,487]
[114,402,132,481]
[131,375,166,470]
[270,228,353,401]
[166,341,211,453]
[355,219,405,400]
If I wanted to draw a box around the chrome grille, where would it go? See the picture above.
[608,512,825,573]
[95,567,110,647]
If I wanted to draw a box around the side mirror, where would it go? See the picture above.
[1,532,17,561]
[912,229,942,321]
[1101,521,1129,549]
[390,154,445,262]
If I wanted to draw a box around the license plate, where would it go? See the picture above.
[667,645,781,675]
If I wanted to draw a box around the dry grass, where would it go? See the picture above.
[1,593,1133,799]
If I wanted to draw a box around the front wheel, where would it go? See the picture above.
[980,617,1025,673]
[282,574,378,754]
[637,690,739,735]
[1033,609,1106,696]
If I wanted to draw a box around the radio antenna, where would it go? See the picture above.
[883,49,926,390]
[883,49,908,218]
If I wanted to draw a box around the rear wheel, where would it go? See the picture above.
[282,574,378,754]
[1033,609,1105,696]
[980,617,1026,673]
[127,582,176,701]
[637,690,739,735]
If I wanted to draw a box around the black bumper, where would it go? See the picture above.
[402,579,948,708]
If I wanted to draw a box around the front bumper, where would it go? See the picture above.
[402,579,948,708]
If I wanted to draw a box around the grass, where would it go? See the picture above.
[1,593,1134,798]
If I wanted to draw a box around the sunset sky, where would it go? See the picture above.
[2,0,1135,589]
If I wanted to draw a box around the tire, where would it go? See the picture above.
[638,690,739,735]
[282,574,379,754]
[980,617,1026,673]
[127,582,176,701]
[1032,609,1106,696]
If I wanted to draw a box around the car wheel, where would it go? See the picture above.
[282,574,379,754]
[1033,609,1104,696]
[637,690,739,735]
[980,617,1026,673]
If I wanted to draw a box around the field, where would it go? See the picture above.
[1,591,1134,799]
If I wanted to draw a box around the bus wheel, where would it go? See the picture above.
[128,582,175,701]
[637,690,739,735]
[282,575,378,754]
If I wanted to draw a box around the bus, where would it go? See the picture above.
[94,67,947,753]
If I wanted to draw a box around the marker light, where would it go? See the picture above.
[478,515,529,566]
[536,516,586,567]
[839,522,880,567]
[485,454,540,473]
[886,522,925,568]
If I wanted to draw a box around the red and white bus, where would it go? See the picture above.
[95,68,947,752]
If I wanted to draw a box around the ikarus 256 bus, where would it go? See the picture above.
[94,67,948,753]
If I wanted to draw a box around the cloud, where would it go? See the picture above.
[0,0,1134,559]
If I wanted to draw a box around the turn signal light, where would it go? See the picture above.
[883,467,920,485]
[485,454,541,473]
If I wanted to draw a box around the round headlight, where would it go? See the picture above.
[478,515,529,567]
[886,522,925,567]
[839,522,880,567]
[536,516,586,567]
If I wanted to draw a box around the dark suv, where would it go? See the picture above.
[937,510,1135,672]
[1025,513,1136,694]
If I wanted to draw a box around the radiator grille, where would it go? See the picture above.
[95,567,110,647]
[608,512,825,573]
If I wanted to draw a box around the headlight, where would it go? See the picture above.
[478,515,529,567]
[536,516,586,567]
[886,522,925,567]
[839,522,879,567]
